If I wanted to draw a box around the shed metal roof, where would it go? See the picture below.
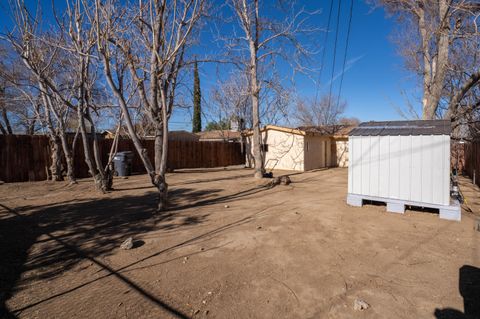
[349,120,451,136]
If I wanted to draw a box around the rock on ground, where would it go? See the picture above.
[354,298,370,311]
[120,237,134,250]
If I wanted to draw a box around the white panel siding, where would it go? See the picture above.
[348,138,354,193]
[399,135,412,200]
[389,136,401,199]
[360,137,371,195]
[378,136,390,198]
[369,135,380,197]
[421,135,433,204]
[410,135,422,202]
[443,135,451,205]
[351,136,362,194]
[349,134,450,206]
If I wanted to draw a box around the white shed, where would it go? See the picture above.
[346,120,460,221]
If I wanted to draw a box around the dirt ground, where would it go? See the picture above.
[1,167,479,319]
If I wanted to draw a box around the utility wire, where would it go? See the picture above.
[335,0,354,111]
[314,0,334,107]
[327,0,343,111]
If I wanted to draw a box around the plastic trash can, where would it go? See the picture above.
[113,151,134,176]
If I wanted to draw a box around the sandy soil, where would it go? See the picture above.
[0,167,479,319]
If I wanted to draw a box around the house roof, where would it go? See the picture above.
[297,125,354,137]
[243,124,353,138]
[196,130,242,140]
[349,120,451,136]
[168,130,200,141]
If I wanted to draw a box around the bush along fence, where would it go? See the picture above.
[0,135,245,183]
[464,141,480,188]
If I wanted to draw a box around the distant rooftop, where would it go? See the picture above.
[298,125,354,137]
[349,120,451,136]
[196,130,241,141]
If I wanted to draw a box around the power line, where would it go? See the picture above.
[335,0,354,111]
[327,0,343,110]
[314,0,334,107]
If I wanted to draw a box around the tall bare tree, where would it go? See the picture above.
[95,0,205,211]
[373,0,480,120]
[5,4,79,182]
[62,0,115,191]
[227,0,316,178]
[295,94,347,128]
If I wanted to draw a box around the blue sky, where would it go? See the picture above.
[171,0,422,130]
[0,0,422,131]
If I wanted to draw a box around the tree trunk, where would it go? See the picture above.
[0,121,6,135]
[90,118,111,191]
[421,0,450,119]
[154,90,169,212]
[26,118,36,135]
[447,69,480,120]
[49,135,64,181]
[1,108,13,135]
[0,87,13,134]
[249,43,264,177]
[78,106,107,191]
[58,130,76,184]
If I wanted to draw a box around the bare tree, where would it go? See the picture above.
[372,0,480,120]
[4,5,78,182]
[295,94,346,128]
[95,0,205,211]
[210,72,252,129]
[61,0,115,191]
[226,0,316,178]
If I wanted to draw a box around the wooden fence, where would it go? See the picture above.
[0,135,245,183]
[464,141,480,187]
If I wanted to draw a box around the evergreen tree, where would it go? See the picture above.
[192,60,202,132]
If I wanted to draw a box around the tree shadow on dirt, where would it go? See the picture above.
[173,172,252,186]
[0,187,223,318]
[434,265,480,319]
[0,182,273,318]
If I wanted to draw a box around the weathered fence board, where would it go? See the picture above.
[0,135,244,183]
[464,141,480,187]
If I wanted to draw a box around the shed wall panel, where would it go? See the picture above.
[421,135,434,204]
[361,137,371,195]
[369,135,380,197]
[348,138,354,193]
[351,137,362,194]
[378,136,390,198]
[410,135,423,202]
[389,136,401,199]
[399,136,412,200]
[349,133,450,206]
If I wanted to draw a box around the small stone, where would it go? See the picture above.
[257,226,262,230]
[200,247,205,251]
[207,291,212,295]
[120,237,134,250]
[194,309,200,314]
[354,298,370,311]
[204,310,209,315]
[224,205,229,208]
[118,302,123,307]
[280,176,291,185]
[202,300,207,304]
[183,256,188,264]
